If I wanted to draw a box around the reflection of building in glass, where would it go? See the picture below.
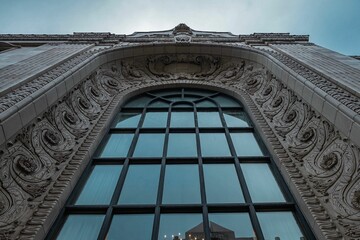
[182,222,255,240]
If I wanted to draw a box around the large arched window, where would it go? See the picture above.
[48,88,313,240]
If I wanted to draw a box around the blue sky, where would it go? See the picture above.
[0,0,359,55]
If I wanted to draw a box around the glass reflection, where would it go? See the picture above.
[100,134,133,158]
[197,112,222,128]
[167,134,197,157]
[57,214,104,240]
[107,214,154,240]
[115,113,141,128]
[158,214,203,240]
[196,100,217,108]
[119,165,160,204]
[212,95,240,107]
[208,213,255,239]
[75,165,122,205]
[257,212,304,240]
[170,112,195,128]
[203,164,244,203]
[163,165,201,204]
[143,112,168,128]
[241,164,285,203]
[133,134,165,157]
[200,133,231,157]
[125,96,152,107]
[223,112,249,128]
[230,133,263,156]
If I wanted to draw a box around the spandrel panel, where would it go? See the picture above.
[142,112,168,128]
[230,133,263,156]
[224,112,249,127]
[158,214,203,240]
[118,165,160,204]
[75,165,122,205]
[208,213,255,239]
[167,133,197,157]
[162,165,201,204]
[133,134,165,157]
[107,214,154,240]
[197,112,222,127]
[203,164,245,203]
[170,112,195,128]
[257,212,304,240]
[57,214,104,240]
[200,133,231,157]
[100,134,133,158]
[241,164,285,203]
[115,113,141,128]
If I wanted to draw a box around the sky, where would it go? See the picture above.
[0,0,359,55]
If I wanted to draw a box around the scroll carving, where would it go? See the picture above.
[0,54,359,240]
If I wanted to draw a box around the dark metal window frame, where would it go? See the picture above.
[47,89,315,240]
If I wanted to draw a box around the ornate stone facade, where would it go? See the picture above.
[0,24,359,239]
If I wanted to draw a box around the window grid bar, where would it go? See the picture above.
[217,102,266,240]
[49,88,315,240]
[194,103,211,240]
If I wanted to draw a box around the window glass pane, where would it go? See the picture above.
[167,133,197,157]
[204,164,244,203]
[212,95,240,107]
[241,164,285,203]
[125,96,153,107]
[107,214,154,240]
[185,89,214,96]
[118,165,160,204]
[171,102,193,108]
[163,165,201,204]
[57,214,104,240]
[257,212,304,240]
[224,112,249,127]
[133,134,164,157]
[208,213,255,239]
[100,134,133,158]
[170,112,195,128]
[142,112,168,128]
[197,112,222,127]
[196,99,217,108]
[115,113,141,128]
[75,165,122,205]
[230,133,263,156]
[158,214,203,240]
[148,100,170,108]
[200,133,231,157]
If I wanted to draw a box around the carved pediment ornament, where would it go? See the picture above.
[0,54,358,239]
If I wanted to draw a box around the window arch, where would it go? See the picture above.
[48,88,314,240]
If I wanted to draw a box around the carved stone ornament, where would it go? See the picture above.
[0,53,359,240]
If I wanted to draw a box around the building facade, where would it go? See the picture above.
[0,24,359,239]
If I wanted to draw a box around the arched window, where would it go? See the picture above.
[48,88,313,240]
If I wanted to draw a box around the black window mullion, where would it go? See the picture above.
[194,105,211,240]
[97,103,150,240]
[49,89,314,240]
[218,105,266,240]
[152,106,170,240]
